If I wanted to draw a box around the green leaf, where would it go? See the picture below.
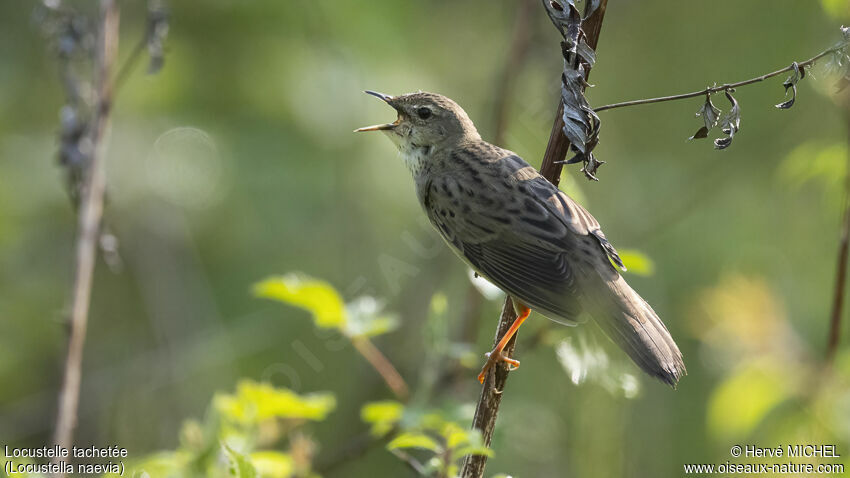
[250,451,295,478]
[617,250,655,276]
[420,412,449,433]
[387,432,443,453]
[254,274,346,329]
[707,362,790,440]
[215,380,336,425]
[430,293,448,316]
[821,0,849,19]
[453,445,494,460]
[360,400,404,436]
[778,142,846,206]
[448,428,492,462]
[224,445,258,478]
[441,422,468,449]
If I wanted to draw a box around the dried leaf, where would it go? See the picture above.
[837,75,850,93]
[544,0,603,179]
[689,126,710,140]
[580,154,604,181]
[146,0,169,74]
[776,62,803,109]
[689,94,721,140]
[714,89,740,150]
[698,95,721,130]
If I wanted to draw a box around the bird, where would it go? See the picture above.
[355,90,685,387]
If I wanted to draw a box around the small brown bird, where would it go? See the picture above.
[356,90,685,387]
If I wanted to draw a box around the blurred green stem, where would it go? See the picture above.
[351,335,410,401]
[826,111,850,363]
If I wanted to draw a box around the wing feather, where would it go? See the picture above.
[421,150,624,325]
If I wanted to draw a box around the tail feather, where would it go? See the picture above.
[584,275,686,387]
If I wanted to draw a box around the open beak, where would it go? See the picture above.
[354,90,399,132]
[364,90,393,102]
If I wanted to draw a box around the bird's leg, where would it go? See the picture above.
[477,303,531,383]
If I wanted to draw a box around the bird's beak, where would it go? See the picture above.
[364,90,393,102]
[354,90,400,132]
[354,122,397,132]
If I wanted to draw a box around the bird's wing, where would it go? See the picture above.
[422,150,622,324]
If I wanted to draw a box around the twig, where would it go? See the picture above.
[351,336,410,401]
[594,44,844,113]
[826,112,850,363]
[52,0,119,470]
[459,297,519,478]
[112,36,147,95]
[461,5,608,477]
[389,449,429,476]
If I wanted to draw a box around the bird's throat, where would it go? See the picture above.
[399,143,433,177]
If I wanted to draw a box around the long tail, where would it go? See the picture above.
[584,275,686,387]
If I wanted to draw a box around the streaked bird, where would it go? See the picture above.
[356,90,685,387]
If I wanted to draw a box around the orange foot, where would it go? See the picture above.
[476,302,531,384]
[477,351,521,383]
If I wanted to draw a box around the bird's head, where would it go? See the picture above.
[355,91,480,152]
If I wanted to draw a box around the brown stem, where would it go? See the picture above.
[826,112,850,363]
[461,4,608,477]
[594,44,843,113]
[460,297,519,478]
[350,335,410,401]
[52,0,119,471]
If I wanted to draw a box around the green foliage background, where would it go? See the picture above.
[1,0,850,477]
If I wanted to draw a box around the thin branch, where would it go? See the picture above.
[460,2,608,477]
[52,0,119,470]
[459,297,518,478]
[389,449,429,476]
[112,35,147,94]
[351,335,410,401]
[826,112,850,363]
[594,44,844,113]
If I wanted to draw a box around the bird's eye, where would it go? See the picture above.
[416,107,432,120]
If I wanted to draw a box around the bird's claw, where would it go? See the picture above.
[476,350,521,383]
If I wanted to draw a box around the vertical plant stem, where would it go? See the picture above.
[826,113,850,364]
[460,2,608,477]
[52,0,119,469]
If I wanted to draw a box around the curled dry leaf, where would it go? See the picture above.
[714,89,740,150]
[689,94,721,141]
[775,62,804,110]
[544,0,604,180]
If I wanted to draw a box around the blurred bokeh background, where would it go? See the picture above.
[2,0,850,476]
